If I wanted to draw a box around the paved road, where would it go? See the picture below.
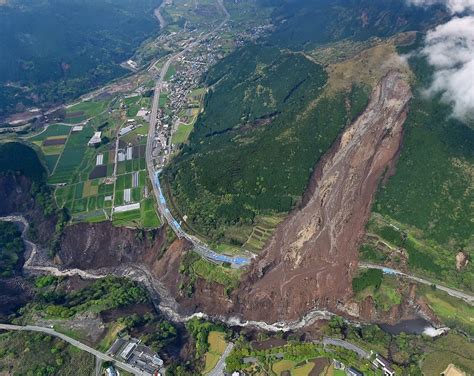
[0,324,147,376]
[208,342,235,376]
[321,337,369,359]
[145,0,251,268]
[360,262,474,305]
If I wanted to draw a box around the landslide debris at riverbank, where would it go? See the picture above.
[58,222,168,269]
[234,71,412,322]
[0,174,56,247]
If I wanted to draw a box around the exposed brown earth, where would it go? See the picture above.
[233,71,412,322]
[58,221,167,269]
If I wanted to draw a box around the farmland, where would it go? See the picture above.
[27,93,160,229]
[203,331,228,374]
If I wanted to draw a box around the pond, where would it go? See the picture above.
[379,318,444,336]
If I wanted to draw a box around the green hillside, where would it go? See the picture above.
[260,0,446,50]
[164,45,368,241]
[0,0,161,117]
[367,55,474,291]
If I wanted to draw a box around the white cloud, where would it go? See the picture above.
[421,16,474,120]
[408,0,474,13]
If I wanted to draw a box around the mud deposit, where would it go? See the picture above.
[235,71,412,322]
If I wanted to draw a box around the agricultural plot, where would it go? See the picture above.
[28,96,160,229]
[123,95,151,118]
[29,124,72,174]
[241,215,285,252]
[65,100,109,124]
[48,125,95,184]
[203,331,228,374]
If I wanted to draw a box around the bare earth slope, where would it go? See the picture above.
[235,71,412,322]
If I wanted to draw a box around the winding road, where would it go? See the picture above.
[360,262,474,305]
[0,324,146,376]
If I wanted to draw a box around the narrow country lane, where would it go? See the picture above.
[144,0,252,268]
[359,262,474,305]
[208,342,235,376]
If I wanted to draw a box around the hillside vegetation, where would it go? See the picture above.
[0,0,161,117]
[368,55,474,291]
[164,45,369,242]
[0,331,94,376]
[260,0,445,50]
[0,221,24,277]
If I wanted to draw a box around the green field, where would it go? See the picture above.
[421,334,474,375]
[203,331,228,374]
[171,123,194,144]
[369,92,474,290]
[29,124,71,141]
[65,100,109,123]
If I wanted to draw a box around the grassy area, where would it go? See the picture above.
[179,252,242,296]
[273,359,297,374]
[203,331,228,374]
[292,362,315,376]
[171,122,194,144]
[164,65,176,81]
[29,124,71,141]
[65,100,109,123]
[354,274,402,312]
[421,334,474,376]
[352,269,383,293]
[0,331,94,375]
[421,286,474,335]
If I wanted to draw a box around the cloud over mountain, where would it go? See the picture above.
[408,0,474,13]
[420,16,474,120]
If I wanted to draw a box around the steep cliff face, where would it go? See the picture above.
[58,222,168,269]
[0,174,56,247]
[234,72,412,322]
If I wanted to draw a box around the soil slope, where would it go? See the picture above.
[234,71,412,322]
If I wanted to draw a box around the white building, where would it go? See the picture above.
[88,131,102,146]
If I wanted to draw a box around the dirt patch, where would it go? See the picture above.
[234,71,412,322]
[324,39,411,95]
[58,222,167,269]
[309,358,330,376]
[65,111,84,119]
[89,165,107,179]
[252,338,287,350]
[42,137,67,146]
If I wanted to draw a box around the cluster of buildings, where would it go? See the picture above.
[108,337,164,376]
[330,353,396,376]
[151,34,230,168]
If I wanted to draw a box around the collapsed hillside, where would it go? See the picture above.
[234,71,412,322]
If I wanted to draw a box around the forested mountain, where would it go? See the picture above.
[0,0,161,117]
